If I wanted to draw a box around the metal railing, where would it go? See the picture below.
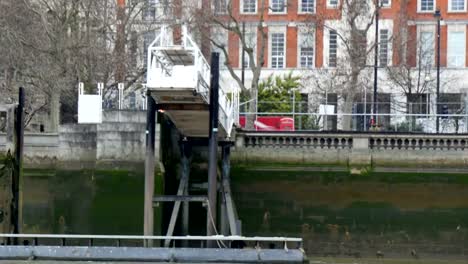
[0,234,302,249]
[146,25,238,137]
[102,84,147,111]
[239,99,468,133]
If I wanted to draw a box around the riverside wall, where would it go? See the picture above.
[0,110,159,169]
[232,132,468,171]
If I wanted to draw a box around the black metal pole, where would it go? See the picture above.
[435,10,441,133]
[12,87,24,245]
[241,22,246,86]
[207,53,220,246]
[373,3,379,127]
[144,92,157,247]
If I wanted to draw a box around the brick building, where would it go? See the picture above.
[206,0,468,131]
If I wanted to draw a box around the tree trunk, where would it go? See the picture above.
[341,72,358,131]
[341,97,354,131]
[246,86,258,130]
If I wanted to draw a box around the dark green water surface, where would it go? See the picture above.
[15,167,468,259]
[22,169,145,235]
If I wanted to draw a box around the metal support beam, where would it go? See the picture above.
[144,93,157,247]
[164,155,189,247]
[181,140,191,247]
[435,9,441,134]
[222,178,240,236]
[220,145,230,236]
[373,4,379,127]
[207,53,220,247]
[153,196,206,203]
[220,143,240,236]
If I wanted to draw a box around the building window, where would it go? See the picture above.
[300,0,315,13]
[143,0,157,20]
[327,0,339,8]
[270,0,286,13]
[419,30,434,67]
[328,30,338,67]
[214,0,228,14]
[438,93,463,116]
[355,29,367,67]
[379,0,391,7]
[449,0,466,11]
[271,33,285,68]
[407,93,429,116]
[447,31,465,67]
[241,30,257,68]
[379,29,389,67]
[242,0,257,13]
[299,33,314,68]
[419,0,434,11]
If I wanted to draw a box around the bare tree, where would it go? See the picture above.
[0,0,164,128]
[190,0,269,129]
[385,6,456,131]
[303,0,378,130]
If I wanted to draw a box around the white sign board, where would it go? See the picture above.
[78,95,102,124]
[319,104,335,115]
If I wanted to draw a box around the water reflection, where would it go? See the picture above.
[22,169,144,235]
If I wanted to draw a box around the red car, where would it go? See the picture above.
[239,116,295,131]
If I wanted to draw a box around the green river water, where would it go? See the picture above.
[8,166,468,261]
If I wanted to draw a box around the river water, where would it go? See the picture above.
[15,167,468,260]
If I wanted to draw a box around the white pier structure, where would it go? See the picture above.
[146,26,239,138]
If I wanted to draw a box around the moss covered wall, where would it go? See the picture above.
[230,163,468,258]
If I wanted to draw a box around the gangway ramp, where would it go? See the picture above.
[146,26,238,139]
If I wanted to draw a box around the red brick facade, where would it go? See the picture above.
[223,0,468,69]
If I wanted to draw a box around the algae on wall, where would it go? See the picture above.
[21,169,147,237]
[231,164,468,258]
[0,151,14,236]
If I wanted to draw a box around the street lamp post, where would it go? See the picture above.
[373,0,380,128]
[434,9,441,133]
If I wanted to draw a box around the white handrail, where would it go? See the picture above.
[0,234,302,243]
[146,25,237,136]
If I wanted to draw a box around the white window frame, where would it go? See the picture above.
[327,0,339,8]
[297,27,315,68]
[241,0,257,14]
[214,0,228,15]
[269,27,287,68]
[326,29,338,68]
[143,0,157,20]
[379,29,390,67]
[447,25,466,68]
[417,25,435,68]
[269,0,287,14]
[417,0,435,13]
[239,28,257,68]
[379,0,392,8]
[448,0,467,12]
[298,0,316,13]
